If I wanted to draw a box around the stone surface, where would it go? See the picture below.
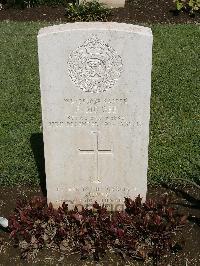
[38,22,153,210]
[79,0,125,8]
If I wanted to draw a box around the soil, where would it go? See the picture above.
[0,0,199,24]
[0,184,199,265]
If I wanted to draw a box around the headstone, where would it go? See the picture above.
[79,0,125,8]
[38,22,153,210]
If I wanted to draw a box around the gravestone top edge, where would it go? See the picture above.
[38,22,152,38]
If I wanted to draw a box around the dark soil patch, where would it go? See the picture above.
[0,184,199,265]
[0,0,199,23]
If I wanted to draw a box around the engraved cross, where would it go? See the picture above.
[79,131,112,184]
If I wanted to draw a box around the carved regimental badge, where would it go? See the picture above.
[68,36,123,93]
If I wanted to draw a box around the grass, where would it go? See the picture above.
[0,22,199,186]
[150,25,200,184]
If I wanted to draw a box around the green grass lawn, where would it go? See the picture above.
[0,22,199,186]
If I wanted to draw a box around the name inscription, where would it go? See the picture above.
[47,97,134,128]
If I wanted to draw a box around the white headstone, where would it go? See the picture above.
[79,0,125,8]
[38,22,153,210]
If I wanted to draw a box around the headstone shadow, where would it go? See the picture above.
[161,182,200,227]
[183,159,200,187]
[161,159,200,207]
[162,182,200,207]
[30,133,47,197]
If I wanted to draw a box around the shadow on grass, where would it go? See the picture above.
[162,182,200,206]
[161,182,200,227]
[183,160,200,187]
[30,133,46,197]
[162,158,200,204]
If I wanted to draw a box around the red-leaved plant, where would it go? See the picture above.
[8,195,187,262]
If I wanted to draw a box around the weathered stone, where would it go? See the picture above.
[38,22,153,210]
[79,0,125,8]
